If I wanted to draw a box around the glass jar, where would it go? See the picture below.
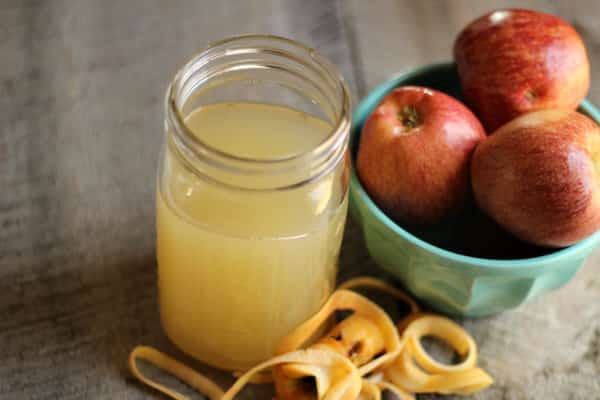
[157,35,351,371]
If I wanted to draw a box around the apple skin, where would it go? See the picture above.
[273,366,315,400]
[471,109,600,248]
[454,9,590,132]
[356,86,486,226]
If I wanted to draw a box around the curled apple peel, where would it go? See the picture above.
[275,289,402,376]
[385,314,492,394]
[130,347,361,400]
[337,276,420,314]
[403,315,477,374]
[362,373,415,400]
[127,277,493,399]
[129,346,225,400]
[384,350,493,395]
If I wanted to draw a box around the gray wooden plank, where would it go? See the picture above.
[341,1,600,399]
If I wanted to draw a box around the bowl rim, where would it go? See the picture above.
[350,61,600,269]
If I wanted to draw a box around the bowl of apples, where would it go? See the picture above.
[349,9,600,317]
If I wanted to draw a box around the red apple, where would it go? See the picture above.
[454,9,590,132]
[471,109,600,248]
[356,86,486,226]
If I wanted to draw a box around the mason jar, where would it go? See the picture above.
[157,35,351,371]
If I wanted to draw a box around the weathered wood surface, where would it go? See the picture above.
[0,0,599,399]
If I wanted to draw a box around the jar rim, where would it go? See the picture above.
[166,34,351,168]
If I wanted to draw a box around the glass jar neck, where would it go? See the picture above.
[165,35,351,191]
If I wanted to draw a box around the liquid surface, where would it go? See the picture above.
[188,102,328,160]
[157,102,347,370]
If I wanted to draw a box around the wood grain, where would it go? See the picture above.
[0,0,599,399]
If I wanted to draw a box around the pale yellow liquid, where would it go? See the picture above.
[157,102,347,370]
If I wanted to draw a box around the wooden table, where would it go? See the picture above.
[2,1,599,398]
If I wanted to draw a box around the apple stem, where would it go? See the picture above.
[398,106,422,130]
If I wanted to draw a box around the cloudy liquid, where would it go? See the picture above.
[157,102,347,370]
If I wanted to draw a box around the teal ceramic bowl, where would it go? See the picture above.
[349,61,600,317]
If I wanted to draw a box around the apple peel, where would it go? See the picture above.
[358,380,381,400]
[362,373,415,400]
[129,345,225,400]
[127,277,493,399]
[276,289,402,376]
[385,350,493,394]
[384,315,492,394]
[337,276,420,314]
[403,315,477,374]
[129,347,360,400]
[231,370,273,384]
[227,349,361,400]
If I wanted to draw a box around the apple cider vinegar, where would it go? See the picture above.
[158,102,347,370]
[158,36,350,370]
